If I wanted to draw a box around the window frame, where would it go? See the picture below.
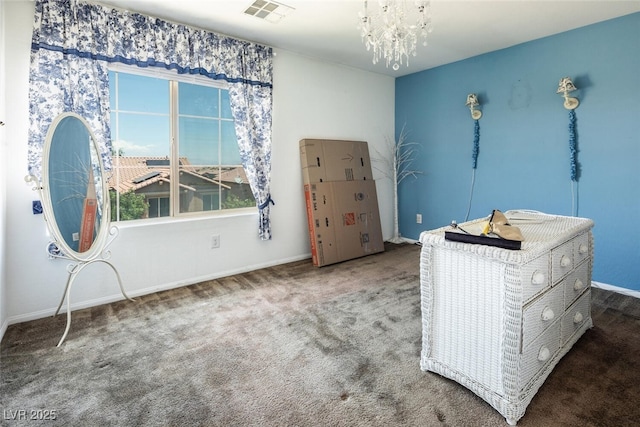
[108,63,255,223]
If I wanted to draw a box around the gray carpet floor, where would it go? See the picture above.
[1,242,639,426]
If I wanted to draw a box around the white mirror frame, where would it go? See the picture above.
[40,112,111,262]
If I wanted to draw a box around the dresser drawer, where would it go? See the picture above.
[552,239,574,283]
[563,259,590,309]
[562,290,592,345]
[519,322,561,391]
[522,283,564,349]
[521,254,550,303]
[573,232,590,266]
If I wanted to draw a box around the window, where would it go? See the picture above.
[108,67,255,222]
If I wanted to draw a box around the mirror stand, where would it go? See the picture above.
[52,228,133,347]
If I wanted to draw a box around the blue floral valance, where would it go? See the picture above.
[31,0,273,88]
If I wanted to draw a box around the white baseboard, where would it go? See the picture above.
[592,281,640,299]
[4,253,312,329]
[0,318,8,345]
[387,237,419,244]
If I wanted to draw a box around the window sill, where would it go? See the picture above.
[112,208,257,230]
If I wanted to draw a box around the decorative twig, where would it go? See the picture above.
[372,124,422,243]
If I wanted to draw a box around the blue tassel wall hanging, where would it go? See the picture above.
[557,77,581,215]
[472,119,480,170]
[464,93,482,221]
[568,110,578,182]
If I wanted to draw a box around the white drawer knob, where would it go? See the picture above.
[573,279,584,291]
[573,312,584,324]
[541,307,555,321]
[532,271,545,285]
[560,255,572,268]
[538,346,551,362]
[578,243,588,254]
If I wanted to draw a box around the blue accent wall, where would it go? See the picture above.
[396,13,640,291]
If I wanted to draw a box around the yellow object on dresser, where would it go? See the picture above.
[419,210,594,425]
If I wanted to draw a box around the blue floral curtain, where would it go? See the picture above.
[28,0,275,239]
[28,7,112,180]
[228,47,274,240]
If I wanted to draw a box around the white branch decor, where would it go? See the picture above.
[372,125,422,243]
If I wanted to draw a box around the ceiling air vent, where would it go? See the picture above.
[244,0,294,23]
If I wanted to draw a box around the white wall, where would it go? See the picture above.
[1,1,9,338]
[1,2,395,332]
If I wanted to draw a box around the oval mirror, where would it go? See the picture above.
[42,112,110,261]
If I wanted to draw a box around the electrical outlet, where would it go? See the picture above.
[416,214,422,224]
[211,234,220,249]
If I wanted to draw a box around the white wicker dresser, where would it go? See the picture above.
[419,211,594,425]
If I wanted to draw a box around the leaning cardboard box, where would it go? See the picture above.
[303,178,384,267]
[299,138,374,183]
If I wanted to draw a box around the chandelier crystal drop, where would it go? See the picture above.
[358,0,433,71]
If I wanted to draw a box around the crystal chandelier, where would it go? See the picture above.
[358,0,433,71]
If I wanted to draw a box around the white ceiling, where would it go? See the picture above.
[98,0,640,77]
